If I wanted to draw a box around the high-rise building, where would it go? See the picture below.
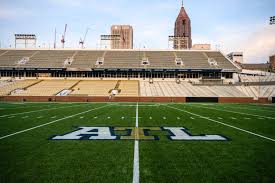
[111,25,133,49]
[174,2,192,49]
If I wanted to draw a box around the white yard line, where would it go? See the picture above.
[192,104,275,120]
[133,102,139,183]
[166,105,275,142]
[0,104,110,140]
[0,103,90,118]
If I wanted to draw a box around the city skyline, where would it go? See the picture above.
[0,0,274,63]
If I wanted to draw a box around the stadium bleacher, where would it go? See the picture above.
[0,79,274,99]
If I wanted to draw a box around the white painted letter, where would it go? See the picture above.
[163,127,227,141]
[52,127,117,140]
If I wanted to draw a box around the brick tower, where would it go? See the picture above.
[174,1,192,49]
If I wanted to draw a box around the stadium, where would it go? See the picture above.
[0,1,275,183]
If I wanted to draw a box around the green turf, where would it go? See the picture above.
[0,102,274,183]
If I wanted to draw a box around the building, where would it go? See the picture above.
[227,52,244,64]
[191,44,211,50]
[174,3,192,49]
[270,55,275,70]
[111,25,133,49]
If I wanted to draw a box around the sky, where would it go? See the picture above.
[0,0,274,63]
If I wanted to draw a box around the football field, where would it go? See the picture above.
[0,102,275,183]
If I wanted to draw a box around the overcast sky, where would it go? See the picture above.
[0,0,274,63]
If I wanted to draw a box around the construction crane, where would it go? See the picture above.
[61,24,67,48]
[79,28,90,49]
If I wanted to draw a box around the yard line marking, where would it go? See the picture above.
[224,105,275,113]
[133,102,139,183]
[0,104,111,140]
[167,105,275,142]
[193,105,275,120]
[0,103,90,118]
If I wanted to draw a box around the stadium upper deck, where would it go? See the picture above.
[0,49,238,71]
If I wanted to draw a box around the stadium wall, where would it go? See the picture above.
[0,96,271,103]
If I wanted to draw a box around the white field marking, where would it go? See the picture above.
[0,103,90,118]
[218,117,223,120]
[80,117,84,119]
[224,105,275,113]
[22,116,29,119]
[51,116,57,119]
[0,104,58,110]
[177,117,180,120]
[190,117,195,120]
[231,117,237,120]
[0,105,111,140]
[132,117,142,118]
[133,102,139,183]
[8,116,15,119]
[167,105,275,142]
[193,105,275,120]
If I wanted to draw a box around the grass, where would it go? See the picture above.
[0,102,274,183]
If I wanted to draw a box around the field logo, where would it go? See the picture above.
[51,127,228,141]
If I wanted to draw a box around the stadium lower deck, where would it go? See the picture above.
[0,102,274,182]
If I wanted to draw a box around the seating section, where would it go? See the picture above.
[0,80,39,96]
[69,51,105,68]
[175,51,211,69]
[118,80,139,96]
[12,80,77,96]
[103,51,141,68]
[70,80,117,96]
[240,74,275,82]
[205,52,237,70]
[22,50,76,68]
[139,81,275,98]
[0,49,238,70]
[0,79,274,98]
[0,50,37,67]
[145,51,176,68]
